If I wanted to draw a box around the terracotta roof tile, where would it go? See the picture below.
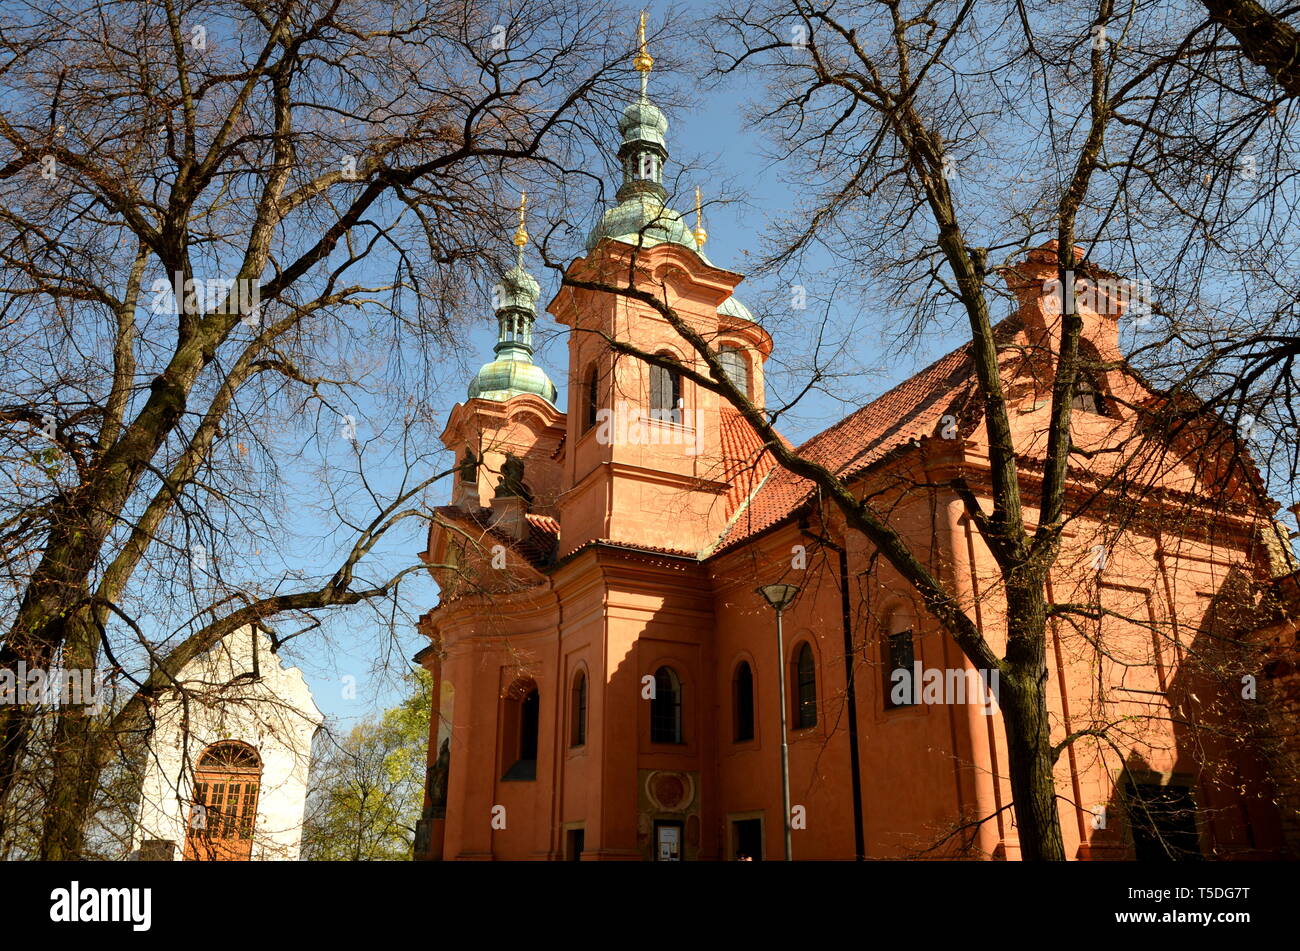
[525,512,561,537]
[711,331,990,554]
[718,407,779,518]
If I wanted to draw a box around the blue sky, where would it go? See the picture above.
[291,4,918,727]
[288,0,1292,728]
[292,3,1013,726]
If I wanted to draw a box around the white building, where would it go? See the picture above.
[131,625,322,861]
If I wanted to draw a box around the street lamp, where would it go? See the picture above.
[756,582,800,861]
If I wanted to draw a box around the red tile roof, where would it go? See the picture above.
[436,320,1018,567]
[710,327,995,554]
[718,407,780,518]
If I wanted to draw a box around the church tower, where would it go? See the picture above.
[440,194,565,538]
[548,14,772,556]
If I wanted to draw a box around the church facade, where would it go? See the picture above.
[412,41,1296,862]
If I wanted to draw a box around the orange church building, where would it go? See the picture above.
[411,43,1297,862]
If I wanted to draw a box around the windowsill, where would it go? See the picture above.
[644,416,692,432]
[882,703,928,718]
[500,759,537,781]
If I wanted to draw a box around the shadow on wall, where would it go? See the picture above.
[1089,566,1287,860]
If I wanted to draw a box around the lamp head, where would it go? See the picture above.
[756,583,800,611]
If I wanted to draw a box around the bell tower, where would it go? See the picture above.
[547,16,769,556]
[441,193,565,524]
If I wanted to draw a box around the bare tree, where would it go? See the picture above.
[1197,0,1300,96]
[0,0,641,857]
[554,0,1295,859]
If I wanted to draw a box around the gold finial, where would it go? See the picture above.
[634,11,654,73]
[693,186,707,246]
[512,191,528,248]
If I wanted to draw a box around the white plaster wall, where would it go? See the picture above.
[132,626,322,860]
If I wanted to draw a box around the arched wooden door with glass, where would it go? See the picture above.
[184,741,262,861]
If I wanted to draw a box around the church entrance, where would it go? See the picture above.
[653,820,683,861]
[731,817,763,861]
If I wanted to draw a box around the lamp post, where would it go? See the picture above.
[756,582,800,861]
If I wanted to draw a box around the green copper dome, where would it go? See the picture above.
[719,295,754,322]
[586,194,711,262]
[587,85,714,263]
[620,97,668,151]
[467,249,557,407]
[498,263,540,313]
[468,357,558,405]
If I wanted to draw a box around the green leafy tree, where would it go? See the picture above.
[302,669,431,861]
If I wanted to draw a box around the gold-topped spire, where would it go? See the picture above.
[634,11,654,74]
[512,191,529,248]
[693,186,707,246]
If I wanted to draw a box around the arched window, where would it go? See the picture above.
[184,741,262,861]
[733,661,755,742]
[502,682,539,781]
[718,345,750,399]
[884,626,917,710]
[793,643,817,729]
[649,358,682,424]
[570,671,587,747]
[650,666,683,744]
[1072,372,1107,416]
[583,363,599,433]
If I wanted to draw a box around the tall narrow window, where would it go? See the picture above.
[183,741,262,861]
[570,671,587,747]
[566,827,585,861]
[650,666,683,744]
[718,346,750,399]
[502,683,539,781]
[636,151,660,181]
[733,662,755,742]
[649,359,682,423]
[584,364,599,433]
[519,689,539,760]
[793,643,817,729]
[884,629,917,710]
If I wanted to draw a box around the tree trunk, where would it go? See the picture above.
[1002,576,1066,861]
[39,712,101,860]
[1199,0,1300,97]
[1000,673,1066,860]
[39,609,104,860]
